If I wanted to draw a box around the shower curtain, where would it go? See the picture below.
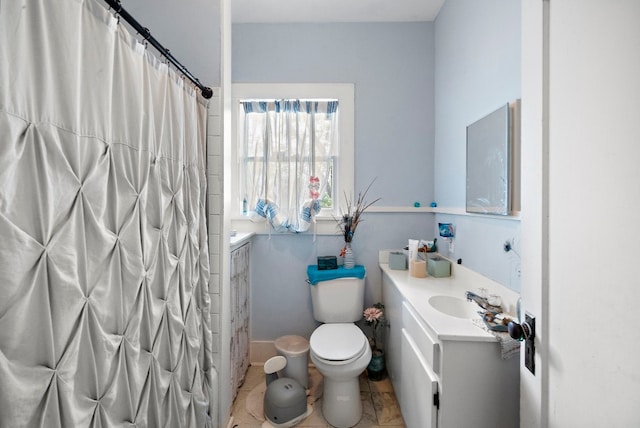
[0,0,213,426]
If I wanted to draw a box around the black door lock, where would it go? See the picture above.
[508,313,536,375]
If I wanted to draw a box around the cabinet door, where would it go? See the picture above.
[230,243,250,398]
[401,328,438,428]
[382,273,403,401]
[402,301,440,374]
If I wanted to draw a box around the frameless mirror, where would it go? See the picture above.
[466,102,517,215]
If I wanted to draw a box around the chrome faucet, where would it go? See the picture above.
[466,291,502,313]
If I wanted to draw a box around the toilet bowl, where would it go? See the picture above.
[309,323,372,428]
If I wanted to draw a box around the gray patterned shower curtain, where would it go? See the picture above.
[0,0,214,426]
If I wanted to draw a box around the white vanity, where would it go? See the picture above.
[380,255,520,428]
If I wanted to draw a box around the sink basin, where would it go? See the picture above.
[428,295,478,319]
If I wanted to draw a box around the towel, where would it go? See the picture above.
[472,318,521,360]
[306,265,366,285]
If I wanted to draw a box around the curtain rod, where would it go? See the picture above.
[103,0,213,99]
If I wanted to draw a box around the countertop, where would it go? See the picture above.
[380,257,520,343]
[230,232,254,250]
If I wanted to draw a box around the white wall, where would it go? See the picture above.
[433,0,522,290]
[519,0,545,425]
[206,90,225,425]
[545,1,640,425]
[521,1,640,426]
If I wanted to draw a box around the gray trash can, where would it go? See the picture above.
[274,335,309,389]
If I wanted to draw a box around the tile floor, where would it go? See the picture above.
[230,365,405,428]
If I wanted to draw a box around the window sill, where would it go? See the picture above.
[229,207,519,236]
[427,206,521,220]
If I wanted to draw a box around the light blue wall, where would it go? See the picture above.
[233,23,437,340]
[433,0,522,289]
[434,0,521,207]
[233,4,522,341]
[233,23,435,206]
[121,0,221,85]
[248,215,434,340]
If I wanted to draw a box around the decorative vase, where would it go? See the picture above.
[367,349,386,381]
[343,242,355,269]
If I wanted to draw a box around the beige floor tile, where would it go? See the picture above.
[231,366,405,428]
[231,390,263,427]
[297,398,329,427]
[359,372,371,392]
[354,391,378,427]
[230,419,263,428]
[371,392,404,426]
[239,365,266,391]
[367,376,394,393]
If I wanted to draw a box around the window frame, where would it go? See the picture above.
[231,83,355,234]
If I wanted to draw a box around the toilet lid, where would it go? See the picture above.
[310,324,367,361]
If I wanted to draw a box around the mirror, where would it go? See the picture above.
[466,102,515,215]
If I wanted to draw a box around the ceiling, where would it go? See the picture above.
[231,0,446,24]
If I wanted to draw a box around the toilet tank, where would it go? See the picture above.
[309,277,366,323]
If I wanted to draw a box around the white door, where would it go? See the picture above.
[521,1,640,426]
[400,329,438,428]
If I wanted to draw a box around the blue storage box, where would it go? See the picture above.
[427,256,451,277]
[389,252,407,270]
[317,256,337,270]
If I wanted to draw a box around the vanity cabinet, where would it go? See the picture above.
[230,242,250,400]
[382,269,519,428]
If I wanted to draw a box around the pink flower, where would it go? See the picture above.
[363,307,383,323]
[363,305,385,351]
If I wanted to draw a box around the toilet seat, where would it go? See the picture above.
[310,324,368,363]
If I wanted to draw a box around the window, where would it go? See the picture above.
[232,84,354,233]
[240,98,337,218]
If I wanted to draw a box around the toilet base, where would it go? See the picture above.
[321,377,362,428]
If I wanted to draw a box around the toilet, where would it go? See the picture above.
[307,265,370,428]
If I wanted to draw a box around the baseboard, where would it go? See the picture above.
[250,340,277,365]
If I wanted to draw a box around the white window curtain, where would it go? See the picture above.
[0,1,213,427]
[241,99,338,233]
